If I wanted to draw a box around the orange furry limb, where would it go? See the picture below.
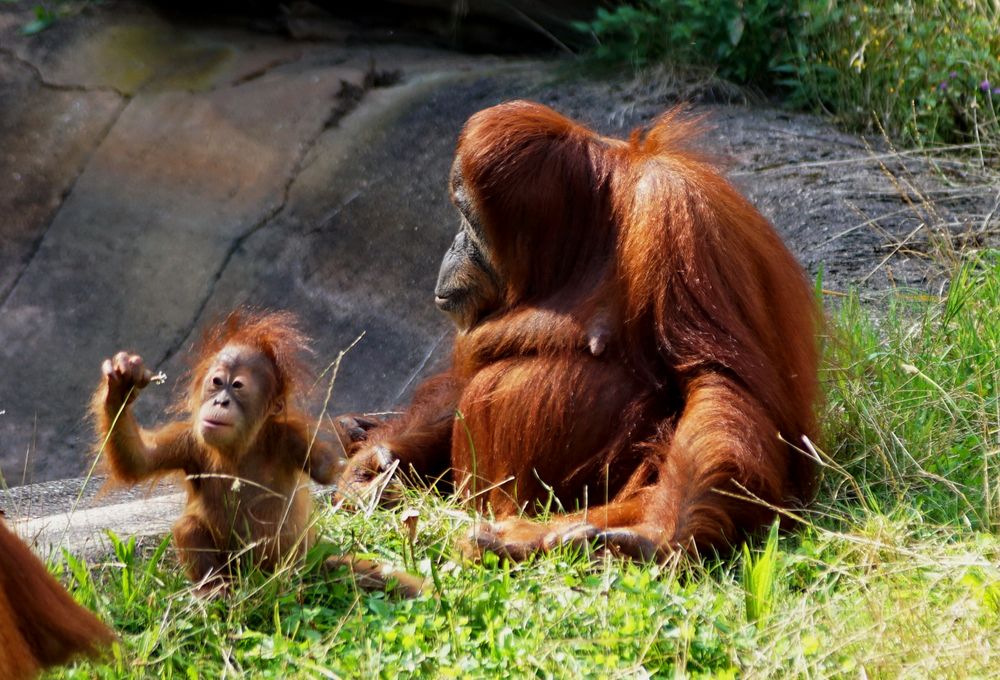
[0,520,113,679]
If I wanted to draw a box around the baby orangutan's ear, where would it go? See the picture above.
[270,398,285,416]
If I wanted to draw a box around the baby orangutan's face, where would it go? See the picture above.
[197,344,279,454]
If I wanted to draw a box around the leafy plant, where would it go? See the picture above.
[576,1,1000,148]
[790,1,1000,147]
[22,3,57,35]
[17,1,102,35]
[574,0,797,87]
[741,521,782,628]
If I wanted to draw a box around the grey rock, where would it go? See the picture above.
[0,54,123,315]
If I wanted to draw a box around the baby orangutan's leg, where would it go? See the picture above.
[173,514,228,597]
[323,555,425,599]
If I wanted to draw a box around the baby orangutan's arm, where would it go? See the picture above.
[92,352,195,482]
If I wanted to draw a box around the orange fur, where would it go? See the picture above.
[92,310,339,587]
[0,520,113,679]
[342,101,820,558]
[92,310,423,596]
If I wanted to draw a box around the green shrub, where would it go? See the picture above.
[790,1,1000,147]
[573,0,796,87]
[576,1,1000,148]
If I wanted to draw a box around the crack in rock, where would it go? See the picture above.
[227,55,303,87]
[153,74,383,368]
[0,95,130,309]
[0,46,128,98]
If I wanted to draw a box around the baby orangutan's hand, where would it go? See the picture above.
[101,351,152,411]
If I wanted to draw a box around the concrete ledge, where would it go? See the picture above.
[2,476,181,559]
[3,476,332,562]
[14,492,184,559]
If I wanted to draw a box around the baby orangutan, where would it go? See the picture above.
[93,310,423,598]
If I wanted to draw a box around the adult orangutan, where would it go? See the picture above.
[94,309,423,597]
[0,519,113,679]
[337,101,820,561]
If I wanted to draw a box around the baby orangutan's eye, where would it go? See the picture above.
[212,376,223,386]
[232,380,243,390]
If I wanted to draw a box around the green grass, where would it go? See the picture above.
[44,252,1000,678]
[825,252,1000,528]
